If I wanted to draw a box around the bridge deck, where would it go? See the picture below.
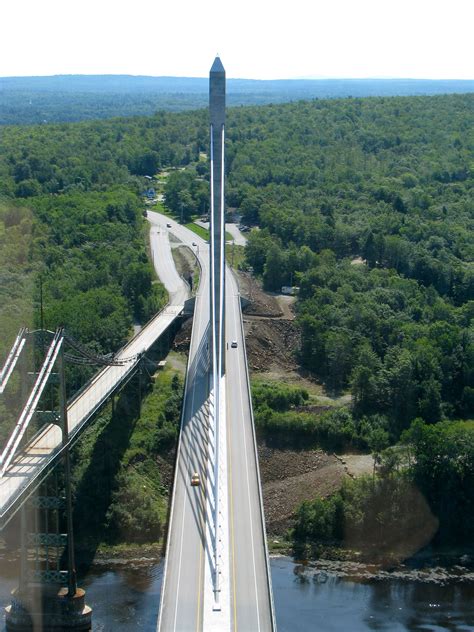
[157,214,275,630]
[0,220,187,526]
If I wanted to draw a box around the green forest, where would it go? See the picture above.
[0,91,473,551]
[3,75,474,125]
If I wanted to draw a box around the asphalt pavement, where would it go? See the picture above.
[225,269,275,631]
[154,212,211,631]
[155,212,274,631]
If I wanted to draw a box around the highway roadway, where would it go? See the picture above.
[225,267,275,631]
[155,212,212,631]
[157,212,274,631]
[195,220,248,247]
[148,216,189,303]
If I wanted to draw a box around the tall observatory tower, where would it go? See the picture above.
[209,56,226,379]
[209,56,226,605]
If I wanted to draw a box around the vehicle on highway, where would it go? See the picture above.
[191,472,200,486]
[166,222,172,228]
[192,241,197,246]
[231,340,238,348]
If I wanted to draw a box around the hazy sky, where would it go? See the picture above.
[1,0,472,79]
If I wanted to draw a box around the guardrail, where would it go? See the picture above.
[0,331,64,476]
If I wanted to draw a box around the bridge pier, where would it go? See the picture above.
[4,346,91,631]
[5,587,91,631]
[4,488,92,631]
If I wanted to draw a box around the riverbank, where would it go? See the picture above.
[291,555,474,586]
[78,542,163,568]
[85,548,474,586]
[90,546,474,586]
[4,534,473,588]
[77,545,474,586]
[268,536,474,584]
[72,537,474,587]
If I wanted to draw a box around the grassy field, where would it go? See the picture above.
[185,222,209,240]
[184,221,234,242]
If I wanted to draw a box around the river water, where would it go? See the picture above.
[1,556,474,630]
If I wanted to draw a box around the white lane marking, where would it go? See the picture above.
[233,291,261,631]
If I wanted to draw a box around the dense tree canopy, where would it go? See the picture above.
[31,188,166,352]
[234,95,473,430]
[0,92,472,422]
[293,418,474,553]
[0,90,472,554]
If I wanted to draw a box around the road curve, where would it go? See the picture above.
[154,212,211,632]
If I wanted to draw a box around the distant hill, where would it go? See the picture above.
[1,74,473,125]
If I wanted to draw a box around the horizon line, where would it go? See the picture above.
[1,73,474,82]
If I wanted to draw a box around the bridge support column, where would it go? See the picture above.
[5,347,92,631]
[19,505,28,595]
[137,355,143,416]
[5,491,92,631]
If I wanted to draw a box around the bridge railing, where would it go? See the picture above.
[0,327,27,395]
[65,300,184,430]
[66,301,173,410]
[0,330,65,476]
